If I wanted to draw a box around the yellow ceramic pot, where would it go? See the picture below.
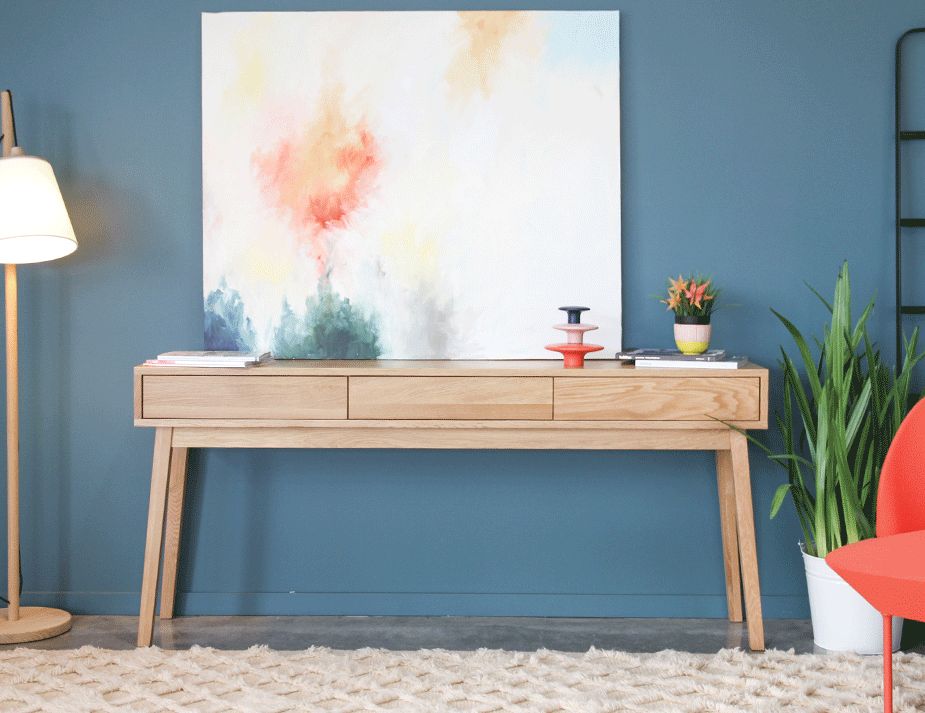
[674,317,712,355]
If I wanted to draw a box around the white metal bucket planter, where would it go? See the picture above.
[802,544,902,654]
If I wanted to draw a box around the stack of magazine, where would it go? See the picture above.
[144,351,272,368]
[615,349,746,370]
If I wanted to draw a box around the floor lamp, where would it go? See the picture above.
[0,90,78,643]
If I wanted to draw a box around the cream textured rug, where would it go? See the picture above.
[0,645,923,712]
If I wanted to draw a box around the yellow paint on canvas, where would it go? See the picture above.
[380,222,439,286]
[225,26,269,105]
[238,243,293,285]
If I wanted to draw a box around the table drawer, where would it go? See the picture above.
[350,376,552,420]
[142,376,347,419]
[554,377,760,421]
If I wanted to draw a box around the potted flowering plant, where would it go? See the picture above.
[661,274,718,354]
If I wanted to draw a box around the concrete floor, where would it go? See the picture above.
[6,616,925,653]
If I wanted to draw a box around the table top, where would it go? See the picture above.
[135,359,767,378]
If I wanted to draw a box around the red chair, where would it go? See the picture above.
[826,397,925,713]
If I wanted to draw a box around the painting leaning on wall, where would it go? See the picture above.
[202,10,622,359]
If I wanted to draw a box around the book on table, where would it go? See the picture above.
[616,348,746,369]
[144,351,271,368]
[633,357,747,370]
[615,348,727,362]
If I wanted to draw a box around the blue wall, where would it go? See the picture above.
[1,0,923,619]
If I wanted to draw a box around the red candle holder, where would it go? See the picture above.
[545,342,604,368]
[545,306,604,368]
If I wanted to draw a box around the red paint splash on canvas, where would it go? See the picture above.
[253,87,380,274]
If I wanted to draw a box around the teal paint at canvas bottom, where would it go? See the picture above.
[204,281,257,351]
[2,0,924,619]
[271,281,381,359]
[204,279,382,357]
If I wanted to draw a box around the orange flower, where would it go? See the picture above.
[661,274,716,314]
[684,280,711,309]
[662,292,681,310]
[668,275,687,294]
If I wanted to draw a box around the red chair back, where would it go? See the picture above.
[877,396,925,537]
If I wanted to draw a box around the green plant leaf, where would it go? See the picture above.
[814,387,830,556]
[772,309,823,400]
[845,379,871,448]
[770,483,791,519]
[805,282,833,313]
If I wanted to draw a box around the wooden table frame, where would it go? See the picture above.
[133,360,769,650]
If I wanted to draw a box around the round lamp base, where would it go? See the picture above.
[0,606,72,644]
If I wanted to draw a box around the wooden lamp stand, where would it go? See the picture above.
[0,90,74,643]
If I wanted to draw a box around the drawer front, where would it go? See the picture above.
[350,376,552,420]
[554,377,760,421]
[142,376,347,419]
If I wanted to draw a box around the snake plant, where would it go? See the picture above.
[748,262,923,558]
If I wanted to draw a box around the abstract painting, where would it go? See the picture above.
[202,11,621,358]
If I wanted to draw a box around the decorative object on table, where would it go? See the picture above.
[742,262,923,654]
[0,90,77,643]
[201,11,621,358]
[144,351,271,368]
[661,274,718,355]
[545,306,604,368]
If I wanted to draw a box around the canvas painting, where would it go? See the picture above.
[202,11,621,358]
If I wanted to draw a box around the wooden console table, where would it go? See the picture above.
[133,359,769,649]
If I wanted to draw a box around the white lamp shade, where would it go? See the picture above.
[0,155,77,264]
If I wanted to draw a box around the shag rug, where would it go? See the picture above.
[0,646,923,712]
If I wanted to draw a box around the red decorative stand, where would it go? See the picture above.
[545,306,604,368]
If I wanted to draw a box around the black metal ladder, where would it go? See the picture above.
[895,28,925,370]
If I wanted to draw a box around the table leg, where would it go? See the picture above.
[715,449,743,622]
[137,427,173,647]
[729,430,765,651]
[159,446,188,620]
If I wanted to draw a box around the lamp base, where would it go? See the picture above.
[0,606,72,644]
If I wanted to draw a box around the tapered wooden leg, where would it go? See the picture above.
[884,614,893,713]
[137,428,173,646]
[729,431,765,651]
[159,447,188,620]
[715,449,743,622]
